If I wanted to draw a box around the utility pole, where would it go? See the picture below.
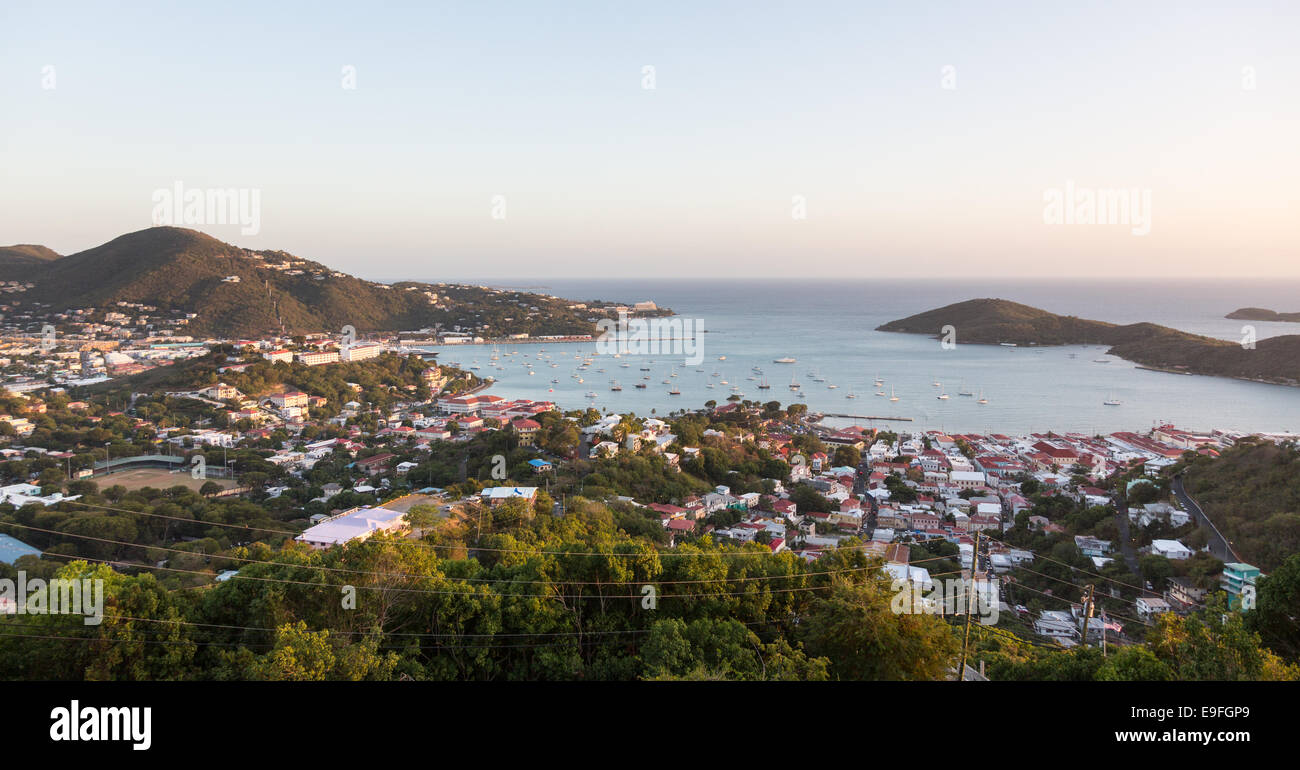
[1080,584,1095,649]
[958,530,981,681]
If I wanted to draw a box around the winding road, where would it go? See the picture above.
[1171,474,1240,563]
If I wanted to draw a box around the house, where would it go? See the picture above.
[199,383,243,401]
[0,483,76,508]
[1166,577,1207,609]
[949,470,987,489]
[1221,563,1261,610]
[268,391,309,410]
[1073,535,1112,557]
[666,518,696,534]
[589,441,619,459]
[295,505,409,549]
[1136,596,1172,619]
[1034,610,1080,646]
[527,459,552,474]
[511,418,541,446]
[354,453,396,475]
[479,487,539,506]
[1150,539,1193,560]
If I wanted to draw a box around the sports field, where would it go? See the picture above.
[93,467,239,493]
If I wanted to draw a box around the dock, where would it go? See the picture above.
[817,413,913,422]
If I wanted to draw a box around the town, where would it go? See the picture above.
[0,306,1290,681]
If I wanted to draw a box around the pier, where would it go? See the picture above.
[816,413,913,422]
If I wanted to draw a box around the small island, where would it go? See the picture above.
[877,298,1300,387]
[1226,307,1300,323]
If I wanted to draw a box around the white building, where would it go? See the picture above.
[295,505,408,549]
[1151,539,1193,560]
[340,342,384,362]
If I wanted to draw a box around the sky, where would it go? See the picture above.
[2,0,1298,280]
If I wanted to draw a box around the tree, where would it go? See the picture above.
[1127,480,1159,506]
[800,576,958,680]
[1139,554,1174,591]
[1247,553,1300,662]
[1145,599,1299,680]
[406,504,440,534]
[199,480,223,497]
[832,446,861,468]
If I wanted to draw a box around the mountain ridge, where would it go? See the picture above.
[12,227,632,338]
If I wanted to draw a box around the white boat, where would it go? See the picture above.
[889,387,899,402]
[977,389,988,404]
[1104,391,1121,406]
[773,357,796,364]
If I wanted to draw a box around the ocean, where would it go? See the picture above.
[416,278,1300,436]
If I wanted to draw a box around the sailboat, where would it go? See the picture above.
[1104,391,1121,406]
[668,385,681,395]
[889,387,899,402]
[874,374,884,386]
[789,374,801,391]
[958,380,973,397]
[610,380,622,391]
[846,390,857,399]
[757,378,771,390]
[977,389,988,404]
[936,382,949,399]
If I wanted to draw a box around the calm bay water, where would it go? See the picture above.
[420,278,1300,435]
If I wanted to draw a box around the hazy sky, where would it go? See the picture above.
[2,1,1297,279]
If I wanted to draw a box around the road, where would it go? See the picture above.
[1110,495,1142,577]
[1170,474,1239,563]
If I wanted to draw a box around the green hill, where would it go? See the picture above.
[0,243,62,281]
[18,227,629,338]
[877,298,1300,386]
[1175,440,1300,572]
